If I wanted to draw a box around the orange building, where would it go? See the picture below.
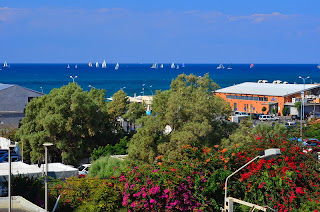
[215,81,320,116]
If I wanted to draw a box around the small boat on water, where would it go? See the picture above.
[182,63,185,68]
[96,62,99,68]
[102,60,107,68]
[176,65,179,69]
[3,61,9,68]
[171,63,175,69]
[75,64,78,69]
[227,64,232,70]
[160,64,164,68]
[317,64,320,69]
[250,63,254,68]
[216,63,225,69]
[67,64,70,69]
[151,63,158,69]
[88,62,93,67]
[115,63,119,70]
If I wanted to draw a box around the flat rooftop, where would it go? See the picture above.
[216,82,320,97]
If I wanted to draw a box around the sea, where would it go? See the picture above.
[1,63,320,97]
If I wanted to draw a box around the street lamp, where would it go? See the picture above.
[70,75,78,82]
[40,87,44,93]
[223,148,281,212]
[299,76,309,139]
[43,143,53,212]
[149,85,153,96]
[142,84,145,96]
[8,144,16,212]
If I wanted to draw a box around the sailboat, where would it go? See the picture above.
[88,62,93,67]
[160,64,164,68]
[227,63,232,70]
[176,65,179,69]
[75,64,78,69]
[182,63,185,68]
[115,63,119,70]
[67,64,70,69]
[317,63,320,69]
[3,61,9,68]
[96,62,99,68]
[151,63,158,69]
[216,63,225,69]
[171,63,175,69]
[250,63,254,69]
[102,60,107,68]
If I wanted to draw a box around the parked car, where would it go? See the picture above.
[291,115,300,120]
[259,115,279,121]
[0,152,21,163]
[234,111,248,116]
[247,113,259,119]
[78,164,91,177]
[302,138,320,147]
[285,121,296,127]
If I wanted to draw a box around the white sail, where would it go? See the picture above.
[216,63,225,69]
[176,65,179,69]
[182,63,185,68]
[67,64,70,69]
[3,61,9,68]
[171,63,175,69]
[317,64,320,69]
[96,62,99,68]
[75,64,78,69]
[160,64,164,68]
[115,63,119,70]
[88,62,93,67]
[151,63,158,69]
[102,60,107,68]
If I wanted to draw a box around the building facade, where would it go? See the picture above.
[0,84,43,128]
[215,81,320,116]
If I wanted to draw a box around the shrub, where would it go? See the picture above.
[88,155,123,178]
[91,136,128,161]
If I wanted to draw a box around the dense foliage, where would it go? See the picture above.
[15,83,116,165]
[127,73,235,164]
[51,134,320,211]
[89,155,123,178]
[91,136,129,161]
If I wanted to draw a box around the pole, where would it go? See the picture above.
[43,143,52,212]
[224,156,260,210]
[21,140,23,163]
[8,148,11,212]
[45,145,48,212]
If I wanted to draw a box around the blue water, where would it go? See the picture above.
[0,63,319,97]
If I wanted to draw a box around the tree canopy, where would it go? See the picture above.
[127,73,235,164]
[16,83,116,165]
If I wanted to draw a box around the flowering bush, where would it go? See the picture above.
[51,135,320,211]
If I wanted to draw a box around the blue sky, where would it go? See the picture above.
[0,0,320,63]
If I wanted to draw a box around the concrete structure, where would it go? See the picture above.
[216,81,320,116]
[0,83,43,128]
[0,196,46,212]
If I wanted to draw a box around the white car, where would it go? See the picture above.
[234,111,248,116]
[259,115,279,121]
[78,164,91,177]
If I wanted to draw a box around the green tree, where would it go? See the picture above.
[127,73,235,164]
[261,107,266,112]
[294,101,301,112]
[107,90,129,120]
[122,102,146,131]
[16,83,115,165]
[282,106,288,116]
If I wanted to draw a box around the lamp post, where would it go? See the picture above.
[43,143,53,212]
[223,148,281,212]
[8,144,16,212]
[70,75,78,82]
[299,76,309,139]
[40,87,44,93]
[142,84,145,96]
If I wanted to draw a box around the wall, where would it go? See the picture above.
[0,85,42,113]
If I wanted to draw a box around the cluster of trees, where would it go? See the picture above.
[14,73,235,165]
[15,83,143,165]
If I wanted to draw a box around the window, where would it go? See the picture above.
[226,95,268,101]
